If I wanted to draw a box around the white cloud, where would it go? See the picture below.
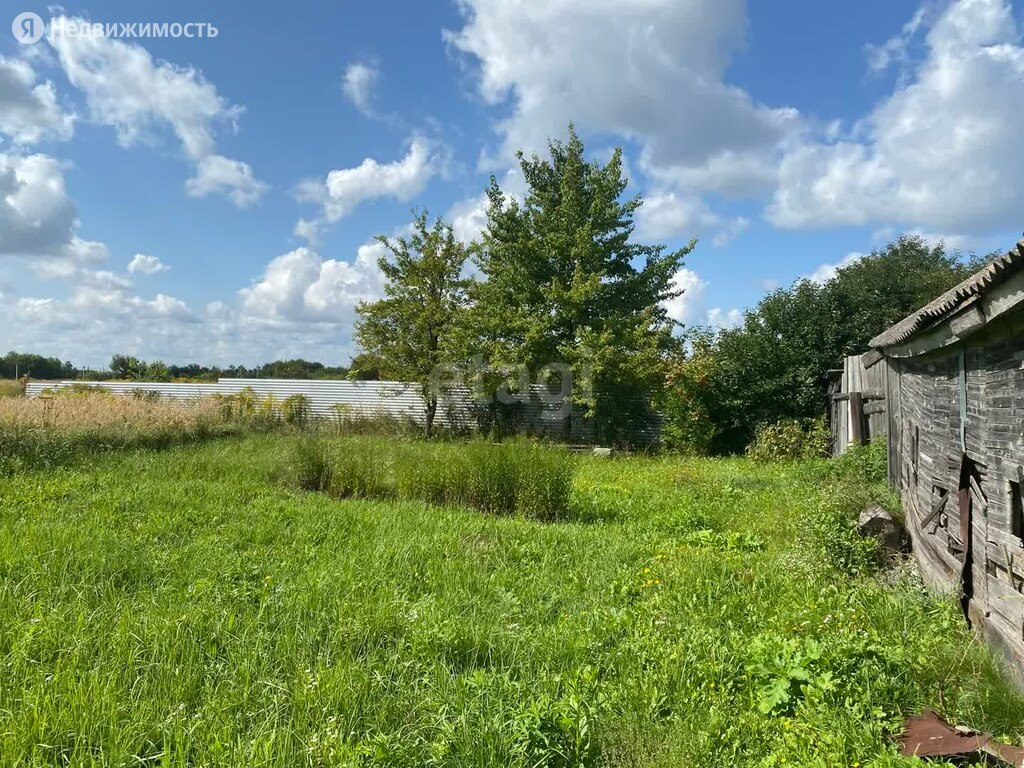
[61,237,109,264]
[706,307,743,329]
[5,284,203,364]
[447,193,489,244]
[0,153,77,257]
[0,154,169,311]
[323,138,436,220]
[446,0,800,196]
[662,268,743,329]
[293,218,323,244]
[47,19,266,207]
[30,246,111,279]
[240,241,385,322]
[0,151,121,299]
[0,55,75,145]
[635,190,749,246]
[803,252,865,284]
[865,6,928,74]
[1,273,379,368]
[295,137,442,237]
[128,253,169,274]
[342,61,380,116]
[768,0,1024,234]
[185,154,268,208]
[4,232,205,364]
[662,268,707,325]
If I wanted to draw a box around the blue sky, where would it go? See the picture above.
[1,0,1022,366]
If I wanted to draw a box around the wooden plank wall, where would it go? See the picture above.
[830,352,888,455]
[889,313,1024,684]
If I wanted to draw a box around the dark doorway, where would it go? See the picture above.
[957,455,983,624]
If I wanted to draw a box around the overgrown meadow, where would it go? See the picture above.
[1,401,1022,765]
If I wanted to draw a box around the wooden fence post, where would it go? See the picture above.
[849,391,864,447]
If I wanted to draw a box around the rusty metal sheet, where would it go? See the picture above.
[901,710,1024,766]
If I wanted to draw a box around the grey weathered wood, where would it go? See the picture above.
[862,349,884,368]
[921,493,949,528]
[849,392,864,446]
[830,353,889,455]
[871,257,1024,687]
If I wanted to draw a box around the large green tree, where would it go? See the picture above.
[468,126,691,444]
[664,235,991,453]
[355,213,470,438]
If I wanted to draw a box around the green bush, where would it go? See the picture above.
[659,330,721,455]
[747,417,830,462]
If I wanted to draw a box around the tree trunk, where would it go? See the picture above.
[425,395,437,439]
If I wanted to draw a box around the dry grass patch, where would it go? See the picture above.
[0,390,261,475]
[0,390,223,430]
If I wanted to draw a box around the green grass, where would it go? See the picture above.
[292,437,577,521]
[0,435,1022,766]
[0,379,24,398]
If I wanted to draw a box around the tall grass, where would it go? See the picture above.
[292,437,577,521]
[1,436,1022,766]
[0,379,24,398]
[0,390,272,475]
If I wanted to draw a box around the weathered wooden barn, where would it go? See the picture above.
[868,239,1024,681]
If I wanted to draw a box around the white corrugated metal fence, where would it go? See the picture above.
[24,377,607,439]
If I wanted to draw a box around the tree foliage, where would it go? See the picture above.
[355,212,470,438]
[663,235,990,453]
[110,354,147,381]
[468,125,690,444]
[0,352,75,380]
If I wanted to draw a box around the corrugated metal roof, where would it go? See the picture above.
[869,239,1024,349]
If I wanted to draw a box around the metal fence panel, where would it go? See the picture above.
[25,377,658,443]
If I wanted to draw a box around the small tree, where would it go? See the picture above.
[109,354,146,381]
[355,213,470,438]
[145,361,171,382]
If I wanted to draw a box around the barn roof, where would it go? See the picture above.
[869,239,1024,349]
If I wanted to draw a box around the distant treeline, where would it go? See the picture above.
[0,352,383,383]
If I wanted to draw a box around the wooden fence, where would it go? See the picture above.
[828,351,888,455]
